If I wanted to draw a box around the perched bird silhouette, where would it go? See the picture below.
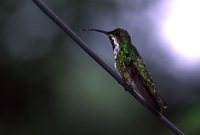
[83,28,168,113]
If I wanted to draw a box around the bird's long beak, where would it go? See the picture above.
[82,28,109,35]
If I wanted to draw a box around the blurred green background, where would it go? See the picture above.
[1,0,200,135]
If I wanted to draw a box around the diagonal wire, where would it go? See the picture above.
[32,0,184,135]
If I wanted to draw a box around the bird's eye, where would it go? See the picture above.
[116,32,120,37]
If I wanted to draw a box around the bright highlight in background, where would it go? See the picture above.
[163,0,200,63]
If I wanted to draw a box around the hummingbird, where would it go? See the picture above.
[83,28,168,113]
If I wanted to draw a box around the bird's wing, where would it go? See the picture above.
[127,44,167,112]
[130,61,162,112]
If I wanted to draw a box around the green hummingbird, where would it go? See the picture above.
[83,28,168,113]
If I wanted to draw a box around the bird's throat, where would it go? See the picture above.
[110,35,120,59]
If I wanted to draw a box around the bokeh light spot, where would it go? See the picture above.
[163,0,200,63]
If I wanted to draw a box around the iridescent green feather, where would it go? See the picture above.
[136,58,154,90]
[117,34,155,92]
